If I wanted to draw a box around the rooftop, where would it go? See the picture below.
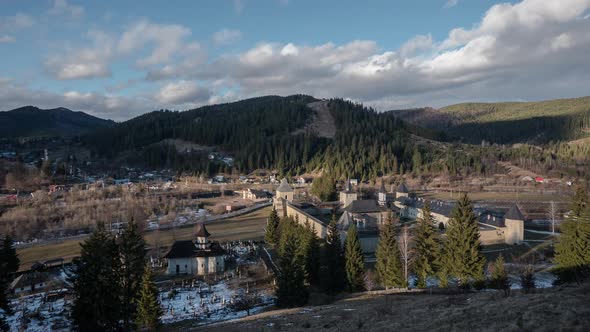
[346,199,385,214]
[164,240,225,259]
[277,178,294,192]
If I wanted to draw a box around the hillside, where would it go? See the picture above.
[0,106,114,138]
[197,284,590,332]
[83,95,436,178]
[80,95,589,180]
[392,96,590,144]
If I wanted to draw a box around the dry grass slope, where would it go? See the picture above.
[194,284,590,332]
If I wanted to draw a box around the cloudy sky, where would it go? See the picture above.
[1,0,589,121]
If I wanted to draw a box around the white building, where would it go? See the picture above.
[164,223,226,276]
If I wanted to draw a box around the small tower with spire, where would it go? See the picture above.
[395,183,409,199]
[503,205,524,244]
[195,223,211,250]
[339,178,358,208]
[378,180,387,207]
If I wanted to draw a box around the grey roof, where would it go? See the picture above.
[164,240,225,259]
[195,223,211,237]
[397,183,409,193]
[345,200,384,213]
[277,178,293,192]
[379,180,386,193]
[397,197,455,218]
[504,205,525,220]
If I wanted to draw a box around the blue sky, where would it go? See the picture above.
[1,0,589,120]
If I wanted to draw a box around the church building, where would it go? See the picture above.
[164,223,226,276]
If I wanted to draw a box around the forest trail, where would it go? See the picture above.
[292,100,337,138]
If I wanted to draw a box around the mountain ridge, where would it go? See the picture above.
[0,105,115,138]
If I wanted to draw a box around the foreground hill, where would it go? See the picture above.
[195,284,590,332]
[0,106,114,138]
[392,96,590,144]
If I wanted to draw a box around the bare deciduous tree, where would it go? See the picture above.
[398,225,413,286]
[547,201,558,234]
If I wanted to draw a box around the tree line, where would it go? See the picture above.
[266,193,518,308]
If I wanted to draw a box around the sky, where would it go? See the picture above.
[1,0,589,121]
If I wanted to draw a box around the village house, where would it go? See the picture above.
[164,223,226,276]
[241,188,270,200]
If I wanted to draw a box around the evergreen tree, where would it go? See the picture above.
[324,214,345,294]
[119,221,148,330]
[490,254,510,295]
[413,202,440,288]
[71,223,123,331]
[265,207,280,246]
[0,235,19,332]
[571,186,589,218]
[554,189,590,283]
[1,236,19,277]
[299,219,321,285]
[278,216,297,257]
[136,265,162,331]
[375,213,405,289]
[276,232,308,307]
[443,193,486,287]
[344,224,365,292]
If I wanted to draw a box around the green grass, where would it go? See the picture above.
[17,206,272,271]
[440,96,590,123]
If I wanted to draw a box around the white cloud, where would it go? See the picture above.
[212,28,242,46]
[44,30,114,80]
[118,20,192,67]
[155,80,211,105]
[444,0,458,9]
[0,13,35,42]
[48,0,84,18]
[5,0,590,120]
[0,35,15,43]
[0,79,146,121]
[182,0,590,110]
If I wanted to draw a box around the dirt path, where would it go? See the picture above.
[303,100,337,138]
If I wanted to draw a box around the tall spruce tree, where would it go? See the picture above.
[265,207,280,246]
[136,265,162,331]
[1,236,19,278]
[0,235,19,332]
[375,212,405,289]
[299,218,321,285]
[554,188,590,283]
[344,224,365,292]
[72,223,123,331]
[119,221,148,330]
[413,201,441,288]
[571,186,589,217]
[443,193,485,287]
[276,232,308,307]
[324,214,346,294]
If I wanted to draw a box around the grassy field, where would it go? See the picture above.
[17,206,271,271]
[420,191,569,202]
[440,96,590,123]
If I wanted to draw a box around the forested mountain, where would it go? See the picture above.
[0,106,114,138]
[391,96,590,144]
[82,95,588,181]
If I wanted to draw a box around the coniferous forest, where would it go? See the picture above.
[82,95,590,181]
